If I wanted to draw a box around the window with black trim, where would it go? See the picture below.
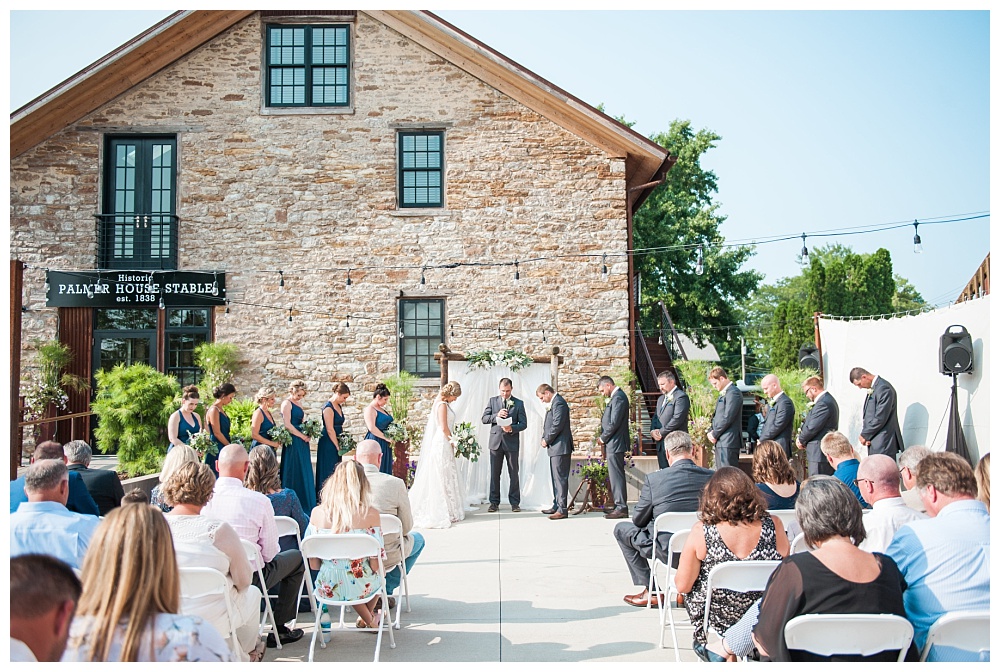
[398,131,444,208]
[165,308,210,386]
[266,24,350,107]
[398,299,445,378]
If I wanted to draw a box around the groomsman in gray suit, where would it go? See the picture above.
[482,378,527,512]
[797,376,839,476]
[759,374,796,458]
[650,371,690,469]
[706,367,743,468]
[537,384,572,520]
[850,367,904,457]
[597,375,631,519]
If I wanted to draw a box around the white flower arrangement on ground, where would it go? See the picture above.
[268,425,293,447]
[300,417,322,439]
[450,422,482,462]
[466,348,533,372]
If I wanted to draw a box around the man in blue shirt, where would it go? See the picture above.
[820,431,870,508]
[886,452,990,661]
[10,440,99,516]
[10,460,101,569]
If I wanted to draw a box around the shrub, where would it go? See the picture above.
[225,397,258,445]
[91,363,178,477]
[194,342,241,394]
[20,339,87,421]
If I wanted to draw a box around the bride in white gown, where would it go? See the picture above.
[410,382,466,529]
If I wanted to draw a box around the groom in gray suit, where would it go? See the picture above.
[598,375,631,519]
[537,384,573,520]
[850,367,904,457]
[482,378,527,512]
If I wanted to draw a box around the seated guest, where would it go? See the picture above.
[62,504,232,662]
[64,440,125,516]
[121,488,149,506]
[245,445,308,552]
[614,430,713,608]
[752,440,800,509]
[163,462,265,662]
[898,445,930,512]
[150,444,199,513]
[356,438,426,606]
[10,440,99,516]
[201,444,304,648]
[752,476,913,661]
[974,452,989,512]
[308,460,386,630]
[10,460,101,569]
[820,431,869,508]
[856,454,926,552]
[10,554,82,662]
[886,452,990,661]
[674,466,788,662]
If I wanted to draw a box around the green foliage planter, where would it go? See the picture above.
[226,398,259,446]
[92,363,178,478]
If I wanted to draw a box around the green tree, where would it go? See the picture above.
[632,120,762,369]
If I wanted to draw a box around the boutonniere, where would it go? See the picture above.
[543,403,552,412]
[666,392,674,403]
[806,401,815,409]
[866,388,874,397]
[504,399,515,410]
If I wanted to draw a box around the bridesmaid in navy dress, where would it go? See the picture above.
[250,386,283,460]
[363,383,394,475]
[204,383,236,476]
[167,385,203,451]
[281,380,317,512]
[316,382,351,498]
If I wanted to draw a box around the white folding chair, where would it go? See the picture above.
[790,532,812,554]
[766,509,797,531]
[274,515,317,626]
[919,610,990,662]
[702,560,781,655]
[240,539,282,650]
[179,567,242,659]
[647,511,700,608]
[652,528,691,658]
[784,613,914,661]
[300,534,396,662]
[379,513,411,630]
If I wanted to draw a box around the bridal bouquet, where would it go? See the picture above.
[268,425,293,448]
[336,432,357,456]
[186,429,217,459]
[450,422,481,462]
[300,417,323,439]
[384,421,408,443]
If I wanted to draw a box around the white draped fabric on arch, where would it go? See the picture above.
[443,360,555,511]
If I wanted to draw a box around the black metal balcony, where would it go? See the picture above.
[95,213,179,270]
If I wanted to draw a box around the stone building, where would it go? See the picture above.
[11,10,672,445]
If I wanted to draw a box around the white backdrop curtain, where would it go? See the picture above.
[446,360,554,510]
[819,295,989,460]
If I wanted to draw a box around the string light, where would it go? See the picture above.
[514,260,520,286]
[912,220,923,253]
[419,268,426,293]
[224,299,230,315]
[542,329,547,343]
[695,246,704,275]
[158,295,165,310]
[212,271,219,296]
[727,329,732,341]
[601,254,609,282]
[278,270,285,293]
[346,269,352,289]
[287,308,293,323]
[450,324,455,338]
[346,314,351,328]
[398,323,405,340]
[497,323,502,341]
[799,233,809,262]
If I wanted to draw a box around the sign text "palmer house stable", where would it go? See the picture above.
[45,270,227,308]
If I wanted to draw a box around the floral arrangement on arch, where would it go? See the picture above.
[450,422,482,462]
[466,348,533,372]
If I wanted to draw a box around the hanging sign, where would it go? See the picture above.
[45,270,226,308]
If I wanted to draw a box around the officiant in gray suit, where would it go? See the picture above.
[650,371,689,469]
[598,375,631,519]
[482,377,527,512]
[537,384,572,520]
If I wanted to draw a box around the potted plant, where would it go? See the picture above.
[572,458,612,510]
[383,371,417,479]
[673,360,720,468]
[20,339,87,443]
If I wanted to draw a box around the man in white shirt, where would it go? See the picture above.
[898,445,930,513]
[856,453,927,552]
[10,553,82,662]
[202,444,304,647]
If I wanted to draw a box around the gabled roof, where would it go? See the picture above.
[11,10,672,207]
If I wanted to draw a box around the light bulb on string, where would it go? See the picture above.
[695,246,704,275]
[278,270,285,293]
[346,269,353,289]
[727,329,732,342]
[912,220,923,253]
[449,324,455,338]
[542,329,547,344]
[799,234,809,263]
[601,254,609,282]
[224,299,230,315]
[212,271,219,296]
[584,333,589,346]
[497,324,501,342]
[398,325,405,340]
[514,261,520,287]
[346,314,351,328]
[419,268,426,293]
[287,308,293,323]
[158,295,165,310]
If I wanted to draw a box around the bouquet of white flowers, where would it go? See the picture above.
[450,422,481,462]
[187,429,217,459]
[337,432,357,456]
[384,421,408,443]
[268,425,293,448]
[300,417,322,439]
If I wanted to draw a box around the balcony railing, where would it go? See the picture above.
[95,213,179,270]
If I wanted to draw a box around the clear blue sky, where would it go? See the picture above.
[9,9,991,312]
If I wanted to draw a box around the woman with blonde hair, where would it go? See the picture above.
[307,460,386,629]
[62,504,232,662]
[250,386,283,452]
[409,381,465,529]
[316,382,351,495]
[281,379,316,511]
[975,452,990,512]
[752,439,800,509]
[150,444,198,513]
[246,445,308,551]
[162,462,265,661]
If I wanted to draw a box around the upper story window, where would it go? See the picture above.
[398,131,444,208]
[266,24,350,107]
[398,298,445,378]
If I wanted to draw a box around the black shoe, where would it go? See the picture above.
[604,509,628,519]
[266,628,304,648]
[511,506,521,512]
[541,507,557,515]
[488,504,499,513]
[693,641,727,663]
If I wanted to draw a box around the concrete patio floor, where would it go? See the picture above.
[265,503,701,663]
